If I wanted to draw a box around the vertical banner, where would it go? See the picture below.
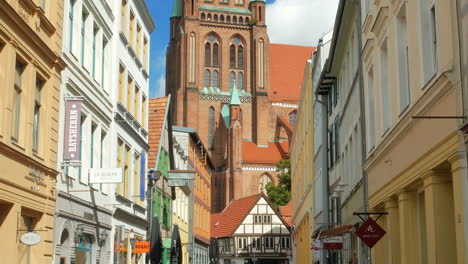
[63,99,82,163]
[140,152,146,200]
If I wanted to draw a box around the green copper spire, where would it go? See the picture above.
[230,84,241,106]
[171,0,182,17]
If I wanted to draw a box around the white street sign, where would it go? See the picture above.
[20,232,41,246]
[89,168,123,184]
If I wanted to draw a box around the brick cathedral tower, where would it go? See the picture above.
[166,0,314,212]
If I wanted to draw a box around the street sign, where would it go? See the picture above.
[20,232,41,246]
[323,237,343,250]
[355,217,386,248]
[89,168,123,184]
[168,170,196,180]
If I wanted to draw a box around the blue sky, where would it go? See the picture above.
[147,0,339,98]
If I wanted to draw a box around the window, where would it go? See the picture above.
[207,14,212,21]
[263,215,272,223]
[134,86,140,121]
[224,239,231,252]
[123,145,130,197]
[366,67,376,149]
[117,139,124,195]
[121,0,127,33]
[127,75,133,110]
[201,13,206,20]
[334,121,340,162]
[252,237,261,249]
[332,81,338,106]
[133,153,140,203]
[238,237,247,249]
[253,214,271,223]
[230,45,236,68]
[142,96,147,129]
[230,72,236,89]
[380,40,391,133]
[100,131,106,191]
[143,37,149,69]
[33,79,43,151]
[118,65,125,103]
[227,15,231,23]
[90,124,96,169]
[237,72,243,90]
[213,43,219,67]
[92,25,98,78]
[102,39,107,88]
[237,45,244,68]
[430,6,437,73]
[81,11,88,65]
[235,0,243,4]
[233,16,237,24]
[214,14,218,22]
[205,43,211,66]
[220,15,225,22]
[289,110,297,127]
[189,33,196,83]
[396,4,410,112]
[258,39,264,88]
[213,70,219,88]
[209,107,215,148]
[69,0,75,51]
[12,61,24,141]
[264,237,274,249]
[328,127,334,168]
[258,174,271,194]
[220,0,228,3]
[136,24,141,58]
[420,0,437,82]
[129,11,135,48]
[281,237,290,249]
[78,116,85,181]
[204,70,211,87]
[239,17,244,24]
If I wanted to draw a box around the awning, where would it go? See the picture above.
[170,225,183,264]
[318,225,353,239]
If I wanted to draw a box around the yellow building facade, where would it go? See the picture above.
[172,187,190,264]
[0,0,65,262]
[361,0,467,263]
[291,60,314,264]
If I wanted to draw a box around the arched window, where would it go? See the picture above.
[75,234,93,263]
[220,15,225,22]
[239,17,244,24]
[205,43,211,66]
[207,13,212,21]
[259,174,272,194]
[204,70,211,87]
[209,107,215,148]
[238,46,244,68]
[227,16,231,23]
[246,17,250,24]
[201,13,206,20]
[233,16,237,24]
[230,45,236,68]
[213,70,219,88]
[259,7,262,21]
[230,72,236,89]
[214,14,218,22]
[289,110,297,127]
[213,43,219,67]
[237,72,244,90]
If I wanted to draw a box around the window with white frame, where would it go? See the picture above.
[366,67,376,150]
[264,236,274,249]
[252,237,261,249]
[380,39,392,133]
[238,237,247,249]
[419,0,438,83]
[280,237,290,249]
[396,4,410,113]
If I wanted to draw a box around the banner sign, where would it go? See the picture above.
[355,217,386,248]
[63,99,82,163]
[89,168,123,184]
[168,170,195,180]
[133,241,150,254]
[168,179,189,187]
[140,153,146,200]
[323,237,343,250]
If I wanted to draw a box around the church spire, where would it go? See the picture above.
[230,84,241,106]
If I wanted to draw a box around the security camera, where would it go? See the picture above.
[148,169,162,182]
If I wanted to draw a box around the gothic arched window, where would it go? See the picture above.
[237,72,244,90]
[238,45,244,68]
[230,45,236,68]
[205,43,211,66]
[239,17,244,24]
[213,43,219,67]
[233,16,237,24]
[213,70,219,88]
[208,107,215,148]
[214,14,218,22]
[259,174,272,194]
[289,110,297,127]
[207,13,212,21]
[201,13,206,20]
[230,72,236,89]
[204,70,211,87]
[227,16,231,23]
[220,15,225,22]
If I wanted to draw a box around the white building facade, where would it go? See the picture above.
[54,0,154,263]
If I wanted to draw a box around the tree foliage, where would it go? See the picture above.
[266,159,291,208]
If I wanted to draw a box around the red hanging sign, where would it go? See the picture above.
[355,217,386,248]
[323,237,343,250]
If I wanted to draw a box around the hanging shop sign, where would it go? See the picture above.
[89,168,123,184]
[323,237,343,250]
[168,170,196,180]
[20,232,41,246]
[133,241,151,254]
[168,179,189,187]
[63,99,82,164]
[355,217,386,248]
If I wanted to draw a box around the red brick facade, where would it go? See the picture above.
[166,0,314,212]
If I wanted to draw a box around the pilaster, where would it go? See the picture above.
[384,197,400,264]
[397,191,420,264]
[422,170,457,264]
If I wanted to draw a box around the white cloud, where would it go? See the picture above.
[156,74,166,98]
[266,0,339,46]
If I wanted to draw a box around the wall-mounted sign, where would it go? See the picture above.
[89,168,123,184]
[323,237,343,250]
[355,217,386,248]
[168,170,195,180]
[20,232,41,246]
[84,212,95,221]
[63,99,82,164]
[168,179,189,187]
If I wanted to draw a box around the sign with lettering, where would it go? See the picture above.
[133,241,150,254]
[168,179,189,187]
[20,232,41,246]
[63,99,82,164]
[323,237,343,250]
[168,170,195,180]
[355,218,386,248]
[89,168,123,184]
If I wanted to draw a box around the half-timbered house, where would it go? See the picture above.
[211,194,292,264]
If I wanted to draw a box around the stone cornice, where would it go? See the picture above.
[134,0,155,32]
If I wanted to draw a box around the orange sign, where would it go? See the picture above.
[133,241,150,254]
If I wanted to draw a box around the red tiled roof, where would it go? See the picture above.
[319,225,354,239]
[269,43,316,102]
[242,141,289,164]
[279,201,292,227]
[148,97,169,168]
[211,194,261,238]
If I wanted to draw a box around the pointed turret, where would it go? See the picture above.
[230,84,241,106]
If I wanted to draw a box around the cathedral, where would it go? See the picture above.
[166,0,315,212]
